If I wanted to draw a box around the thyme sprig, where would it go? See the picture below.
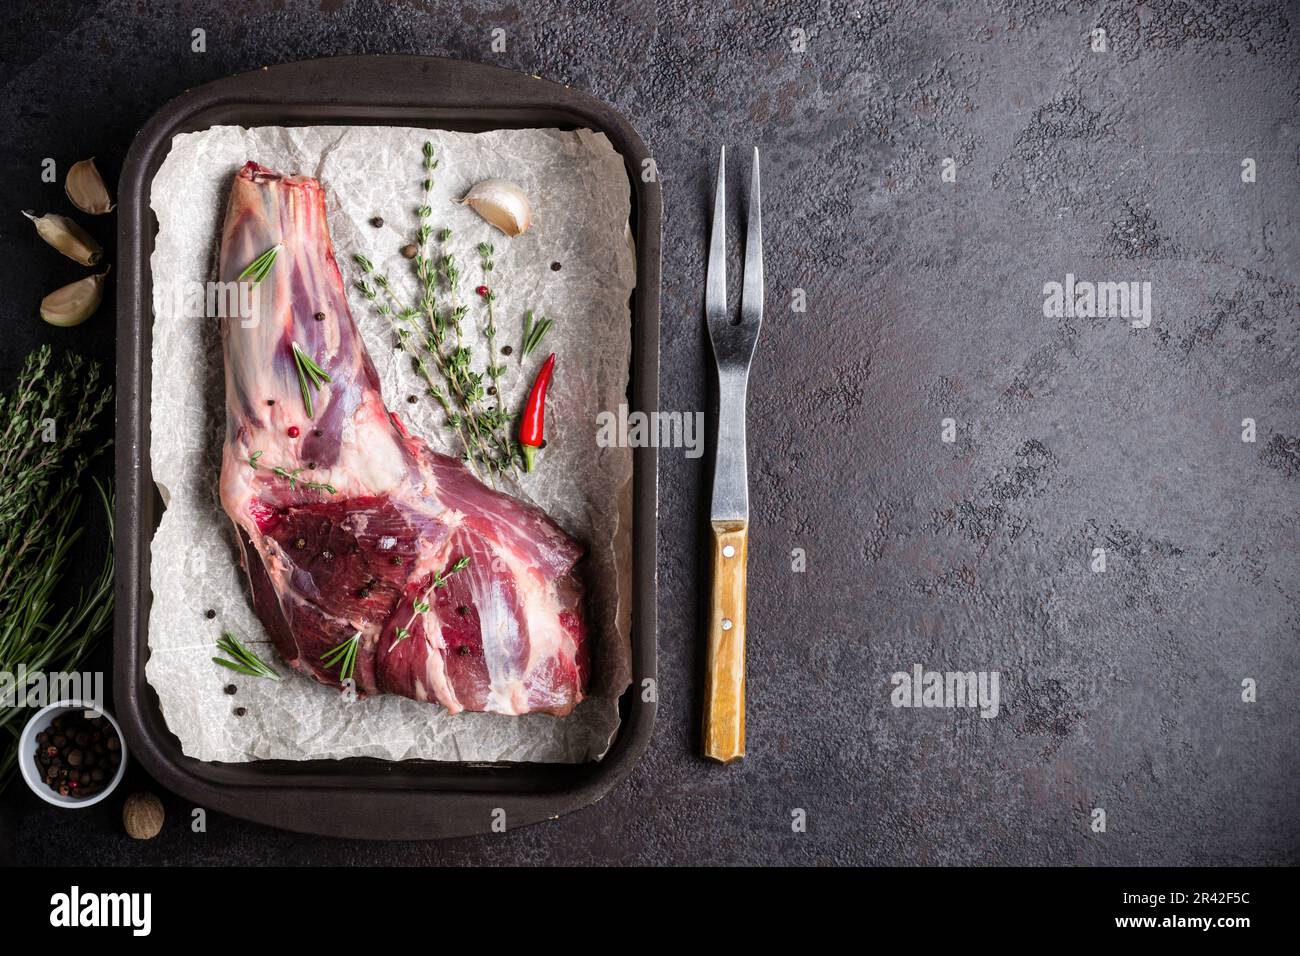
[247,451,336,493]
[435,232,496,443]
[351,143,533,481]
[357,253,487,480]
[321,632,361,683]
[436,231,519,476]
[0,347,114,789]
[477,241,506,412]
[238,244,281,285]
[271,466,337,495]
[389,555,471,650]
[213,631,280,681]
[291,342,331,419]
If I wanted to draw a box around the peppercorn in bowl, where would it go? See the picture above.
[18,700,127,808]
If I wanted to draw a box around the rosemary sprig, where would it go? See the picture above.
[213,631,280,681]
[389,555,471,650]
[238,244,281,286]
[522,310,554,358]
[321,632,361,682]
[291,342,331,418]
[271,465,337,495]
[247,450,263,469]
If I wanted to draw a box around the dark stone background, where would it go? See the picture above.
[1,0,1296,865]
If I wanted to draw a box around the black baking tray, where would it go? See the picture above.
[114,56,659,840]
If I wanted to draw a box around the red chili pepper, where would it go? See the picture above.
[518,353,555,473]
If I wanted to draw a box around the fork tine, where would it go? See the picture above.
[706,146,727,322]
[741,147,763,324]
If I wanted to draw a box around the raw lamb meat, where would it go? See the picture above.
[216,161,588,716]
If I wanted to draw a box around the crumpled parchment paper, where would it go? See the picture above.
[146,125,634,763]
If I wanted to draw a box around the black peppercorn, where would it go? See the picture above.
[205,609,216,619]
[501,345,513,356]
[313,311,326,322]
[551,261,562,271]
[234,707,247,717]
[370,216,384,228]
[224,684,237,695]
[407,395,417,404]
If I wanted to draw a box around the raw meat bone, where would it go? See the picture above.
[216,161,589,716]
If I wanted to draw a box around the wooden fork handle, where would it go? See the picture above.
[704,521,748,762]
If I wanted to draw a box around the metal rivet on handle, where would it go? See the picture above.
[722,544,736,558]
[721,619,733,631]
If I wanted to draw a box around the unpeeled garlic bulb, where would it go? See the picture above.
[65,157,115,214]
[459,179,532,236]
[40,268,109,327]
[23,210,102,265]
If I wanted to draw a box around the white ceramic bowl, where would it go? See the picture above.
[18,700,127,808]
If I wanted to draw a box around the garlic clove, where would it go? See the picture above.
[459,179,533,237]
[65,157,115,214]
[23,210,102,266]
[40,267,109,327]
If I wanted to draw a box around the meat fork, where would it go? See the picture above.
[703,146,762,763]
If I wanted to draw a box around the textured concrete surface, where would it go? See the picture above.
[1,0,1297,865]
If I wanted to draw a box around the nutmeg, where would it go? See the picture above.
[123,791,164,840]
